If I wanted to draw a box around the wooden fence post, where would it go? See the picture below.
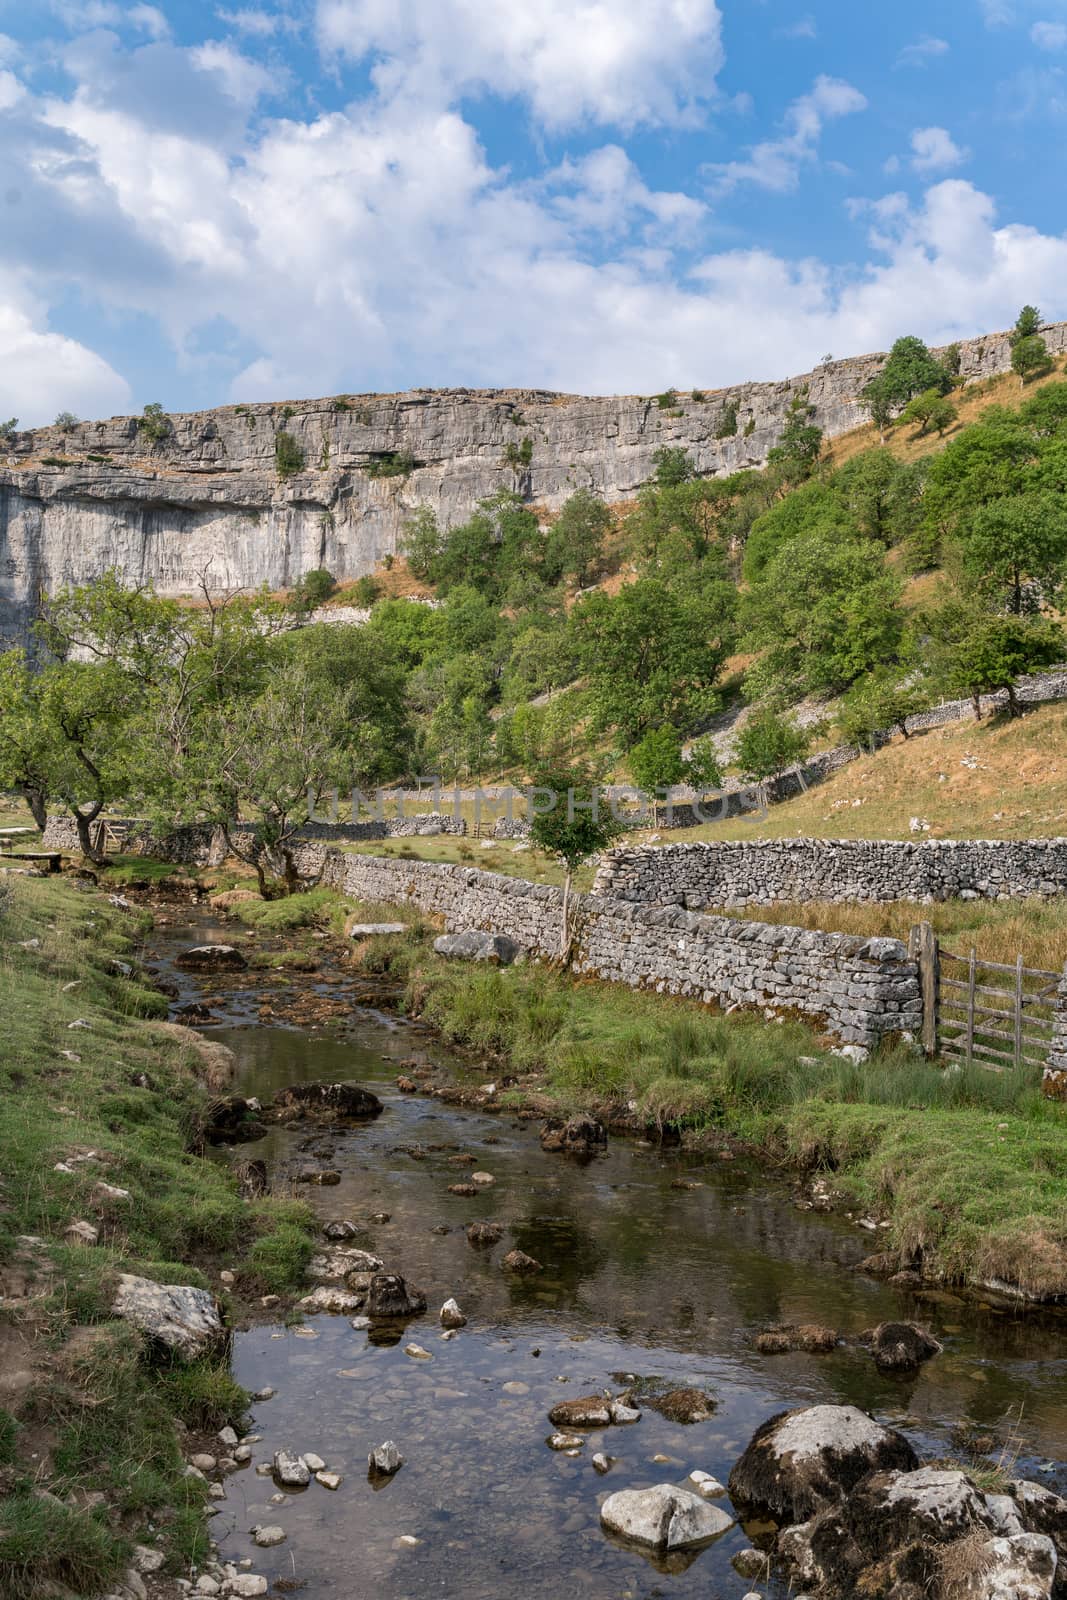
[910,921,940,1059]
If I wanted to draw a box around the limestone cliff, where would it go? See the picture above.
[2,321,1064,642]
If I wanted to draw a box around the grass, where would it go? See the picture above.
[647,702,1067,846]
[346,832,592,890]
[0,876,317,1596]
[404,954,1067,1297]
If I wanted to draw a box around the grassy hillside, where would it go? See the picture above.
[673,700,1067,844]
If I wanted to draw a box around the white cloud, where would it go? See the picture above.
[216,7,298,35]
[896,35,950,67]
[1032,20,1067,47]
[778,15,817,39]
[980,0,1016,24]
[314,0,725,129]
[910,125,969,173]
[49,1,170,36]
[707,75,867,194]
[190,40,278,105]
[8,13,1067,426]
[0,273,131,423]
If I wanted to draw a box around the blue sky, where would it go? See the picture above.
[2,0,1067,424]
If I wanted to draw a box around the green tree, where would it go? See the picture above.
[528,761,622,956]
[400,507,444,580]
[275,430,305,478]
[767,387,823,481]
[545,488,612,588]
[742,480,852,583]
[936,608,1065,718]
[831,449,924,546]
[27,660,139,861]
[0,651,58,827]
[291,568,337,612]
[683,735,723,794]
[899,388,958,436]
[172,665,357,895]
[742,529,904,696]
[138,403,170,443]
[954,492,1067,613]
[837,669,931,746]
[0,418,17,439]
[651,446,694,487]
[1011,305,1043,345]
[1011,334,1053,388]
[54,411,79,429]
[861,336,950,433]
[714,402,739,439]
[571,577,734,744]
[735,710,810,792]
[628,726,685,794]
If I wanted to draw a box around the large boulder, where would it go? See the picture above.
[865,1321,943,1373]
[600,1484,734,1551]
[539,1114,607,1156]
[548,1396,612,1429]
[174,944,248,972]
[433,930,520,965]
[729,1404,918,1524]
[112,1274,224,1360]
[271,1081,383,1121]
[1011,1481,1067,1594]
[365,1273,427,1320]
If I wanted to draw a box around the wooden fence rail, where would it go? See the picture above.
[910,919,1062,1072]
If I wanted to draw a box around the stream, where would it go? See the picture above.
[150,910,1067,1600]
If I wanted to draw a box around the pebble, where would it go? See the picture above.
[218,1427,239,1449]
[316,1470,342,1490]
[592,1453,615,1474]
[471,1172,495,1186]
[253,1387,275,1401]
[190,1454,217,1472]
[208,1483,226,1500]
[219,1270,235,1285]
[609,1400,641,1424]
[547,1433,584,1451]
[303,1453,326,1472]
[233,1446,252,1464]
[405,1343,432,1360]
[269,1494,285,1505]
[227,1579,267,1598]
[441,1329,458,1342]
[350,1315,371,1330]
[194,1581,220,1596]
[394,1535,420,1548]
[688,1470,727,1497]
[252,1527,286,1548]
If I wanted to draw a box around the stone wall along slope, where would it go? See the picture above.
[593,837,1067,908]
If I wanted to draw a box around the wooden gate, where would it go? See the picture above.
[910,921,1060,1070]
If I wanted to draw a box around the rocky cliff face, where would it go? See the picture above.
[3,321,1064,643]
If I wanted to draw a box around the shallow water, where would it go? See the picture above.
[151,913,1067,1599]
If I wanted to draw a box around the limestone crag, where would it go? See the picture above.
[4,321,1064,642]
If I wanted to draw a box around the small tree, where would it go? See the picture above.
[528,763,622,957]
[54,411,79,429]
[0,650,56,828]
[652,446,694,487]
[714,401,739,439]
[138,402,170,443]
[656,388,678,410]
[275,430,305,479]
[0,418,18,440]
[837,670,931,747]
[291,568,337,612]
[899,388,958,436]
[400,506,444,580]
[735,710,810,799]
[683,734,723,793]
[628,726,685,794]
[1011,305,1043,345]
[941,613,1065,718]
[1011,334,1053,389]
[545,487,612,588]
[768,388,823,481]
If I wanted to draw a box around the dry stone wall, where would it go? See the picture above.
[40,812,463,861]
[593,837,1067,908]
[299,846,920,1047]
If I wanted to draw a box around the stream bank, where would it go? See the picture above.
[143,904,1067,1600]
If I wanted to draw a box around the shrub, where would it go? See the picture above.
[54,411,79,429]
[0,418,19,440]
[366,450,416,479]
[274,430,305,479]
[138,403,169,444]
[715,402,738,439]
[351,574,381,606]
[291,567,336,611]
[656,388,678,409]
